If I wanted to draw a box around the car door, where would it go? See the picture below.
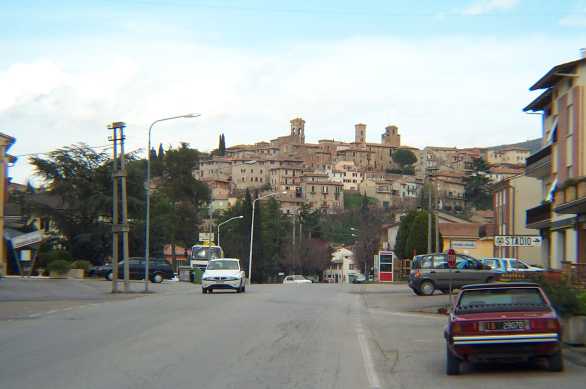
[453,255,482,287]
[430,254,451,290]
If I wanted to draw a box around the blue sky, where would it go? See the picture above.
[3,0,586,183]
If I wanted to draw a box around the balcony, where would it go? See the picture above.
[525,144,551,179]
[553,177,586,215]
[526,202,551,229]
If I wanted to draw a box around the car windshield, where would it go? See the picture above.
[206,260,239,271]
[456,288,549,313]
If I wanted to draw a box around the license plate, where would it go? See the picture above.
[480,320,530,332]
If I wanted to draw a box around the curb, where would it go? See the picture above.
[563,345,586,367]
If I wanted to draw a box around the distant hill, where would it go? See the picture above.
[485,138,542,154]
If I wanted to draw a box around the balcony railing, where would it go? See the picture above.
[526,202,551,229]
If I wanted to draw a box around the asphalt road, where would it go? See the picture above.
[0,282,584,389]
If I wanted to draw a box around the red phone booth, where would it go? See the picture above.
[377,251,395,282]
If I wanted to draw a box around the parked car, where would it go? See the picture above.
[480,258,544,273]
[99,257,173,283]
[350,274,367,284]
[409,253,497,296]
[283,275,312,284]
[444,282,563,375]
[201,258,246,294]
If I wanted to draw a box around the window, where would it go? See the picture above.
[509,260,528,270]
[568,104,574,135]
[566,135,573,168]
[311,185,315,193]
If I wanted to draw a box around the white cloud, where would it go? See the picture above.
[1,35,579,184]
[462,0,520,16]
[560,12,586,27]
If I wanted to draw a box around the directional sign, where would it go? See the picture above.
[11,231,43,249]
[199,232,214,242]
[494,235,542,247]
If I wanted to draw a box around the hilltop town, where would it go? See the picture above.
[197,117,533,216]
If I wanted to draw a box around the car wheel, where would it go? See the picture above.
[106,271,113,281]
[241,284,246,293]
[202,288,207,294]
[420,280,436,296]
[151,273,163,283]
[446,346,461,375]
[547,351,564,372]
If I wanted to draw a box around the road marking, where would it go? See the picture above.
[356,321,381,389]
[368,309,445,321]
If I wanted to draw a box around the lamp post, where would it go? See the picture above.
[248,191,286,286]
[144,113,201,292]
[217,215,243,247]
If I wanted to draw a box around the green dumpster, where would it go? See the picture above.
[191,268,203,284]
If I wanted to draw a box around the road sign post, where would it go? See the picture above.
[447,249,456,303]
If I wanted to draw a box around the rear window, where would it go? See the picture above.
[456,287,549,313]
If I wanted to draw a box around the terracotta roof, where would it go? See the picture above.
[439,223,481,238]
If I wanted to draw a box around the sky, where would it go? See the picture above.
[2,0,586,184]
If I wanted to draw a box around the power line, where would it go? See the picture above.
[14,144,114,158]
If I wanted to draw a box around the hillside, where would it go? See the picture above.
[485,138,542,154]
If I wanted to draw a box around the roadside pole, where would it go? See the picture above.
[447,248,456,305]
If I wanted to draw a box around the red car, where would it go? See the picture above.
[444,282,563,375]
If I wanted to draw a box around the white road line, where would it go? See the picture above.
[368,309,445,321]
[356,321,382,389]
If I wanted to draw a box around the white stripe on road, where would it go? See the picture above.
[367,309,446,321]
[356,321,382,389]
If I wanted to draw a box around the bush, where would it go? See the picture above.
[70,260,91,272]
[577,291,586,316]
[47,259,71,275]
[38,249,73,268]
[536,277,581,317]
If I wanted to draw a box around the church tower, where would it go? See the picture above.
[355,123,366,144]
[381,125,400,147]
[290,117,305,144]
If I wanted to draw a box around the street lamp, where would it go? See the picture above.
[217,216,243,247]
[248,191,286,286]
[144,113,201,292]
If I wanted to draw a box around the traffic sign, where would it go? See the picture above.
[494,235,542,247]
[447,248,456,269]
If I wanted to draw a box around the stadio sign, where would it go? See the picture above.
[494,235,542,247]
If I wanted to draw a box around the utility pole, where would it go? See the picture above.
[109,122,130,293]
[427,172,432,254]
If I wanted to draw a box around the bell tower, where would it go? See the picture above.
[382,125,400,147]
[355,123,366,144]
[290,117,305,144]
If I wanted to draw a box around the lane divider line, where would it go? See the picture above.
[356,321,382,389]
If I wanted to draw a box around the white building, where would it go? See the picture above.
[323,247,361,283]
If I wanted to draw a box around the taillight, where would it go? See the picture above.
[531,319,560,331]
[451,321,478,335]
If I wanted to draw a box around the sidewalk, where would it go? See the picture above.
[563,345,586,367]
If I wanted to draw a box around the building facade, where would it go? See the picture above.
[524,52,586,268]
[492,174,543,265]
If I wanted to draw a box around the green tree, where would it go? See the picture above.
[218,133,226,156]
[353,197,383,276]
[158,143,210,267]
[394,210,417,259]
[464,158,492,210]
[392,149,417,174]
[404,210,440,257]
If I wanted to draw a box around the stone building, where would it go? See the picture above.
[301,172,344,211]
